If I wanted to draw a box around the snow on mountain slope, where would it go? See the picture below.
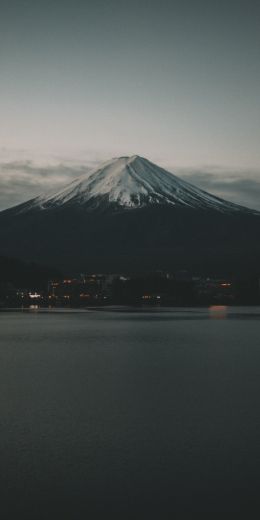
[15,155,257,214]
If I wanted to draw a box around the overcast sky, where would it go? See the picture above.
[0,0,260,210]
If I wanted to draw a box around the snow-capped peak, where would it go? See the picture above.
[19,155,256,214]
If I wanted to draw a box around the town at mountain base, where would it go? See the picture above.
[1,258,260,308]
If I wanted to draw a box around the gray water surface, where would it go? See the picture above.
[1,307,260,517]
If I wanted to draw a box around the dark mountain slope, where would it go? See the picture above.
[0,155,259,274]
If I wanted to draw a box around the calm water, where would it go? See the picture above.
[1,306,260,517]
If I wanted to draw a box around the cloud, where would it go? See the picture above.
[175,167,260,211]
[0,160,92,210]
[0,148,112,210]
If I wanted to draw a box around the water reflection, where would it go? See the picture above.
[29,304,39,311]
[209,305,228,319]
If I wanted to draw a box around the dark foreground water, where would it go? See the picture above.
[1,306,260,518]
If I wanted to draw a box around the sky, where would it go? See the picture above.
[0,0,260,209]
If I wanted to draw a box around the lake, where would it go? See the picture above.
[1,306,260,517]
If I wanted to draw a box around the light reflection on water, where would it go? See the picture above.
[209,305,228,319]
[13,304,260,321]
[2,305,260,323]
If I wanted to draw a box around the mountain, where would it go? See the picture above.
[10,155,256,214]
[0,155,260,274]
